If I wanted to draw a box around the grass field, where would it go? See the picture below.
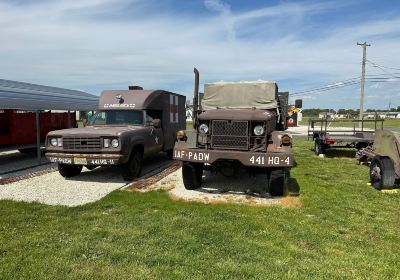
[299,117,400,129]
[0,140,399,279]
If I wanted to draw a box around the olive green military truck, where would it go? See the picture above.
[173,69,294,196]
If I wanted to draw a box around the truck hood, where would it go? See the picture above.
[198,109,276,121]
[47,126,142,137]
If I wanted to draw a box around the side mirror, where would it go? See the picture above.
[153,118,161,128]
[295,99,303,109]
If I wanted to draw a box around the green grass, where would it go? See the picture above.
[299,117,400,129]
[1,140,399,279]
[186,121,193,129]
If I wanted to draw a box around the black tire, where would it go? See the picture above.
[268,169,288,196]
[182,162,203,190]
[370,156,396,190]
[314,139,326,155]
[58,164,83,178]
[166,148,174,160]
[121,150,143,181]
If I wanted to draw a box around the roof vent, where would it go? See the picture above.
[128,86,143,90]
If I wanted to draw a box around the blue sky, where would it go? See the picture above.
[0,0,400,109]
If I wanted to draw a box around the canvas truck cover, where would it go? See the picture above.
[202,81,278,110]
[373,130,400,176]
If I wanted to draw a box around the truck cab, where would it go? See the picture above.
[46,88,186,181]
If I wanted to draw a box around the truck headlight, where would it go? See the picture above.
[111,139,119,148]
[199,123,209,134]
[50,138,62,147]
[253,125,264,136]
[50,138,58,146]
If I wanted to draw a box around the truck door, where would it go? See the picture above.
[145,112,164,154]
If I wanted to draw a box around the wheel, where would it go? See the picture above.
[85,165,98,171]
[121,150,143,181]
[370,156,395,190]
[166,148,174,160]
[182,162,203,190]
[314,139,326,155]
[268,169,288,196]
[58,164,83,178]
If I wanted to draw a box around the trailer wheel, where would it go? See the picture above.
[314,139,326,155]
[58,164,83,178]
[121,151,143,181]
[182,162,203,190]
[268,169,288,196]
[370,156,396,190]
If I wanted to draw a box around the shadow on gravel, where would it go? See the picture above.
[193,170,300,198]
[65,153,173,184]
[0,150,49,174]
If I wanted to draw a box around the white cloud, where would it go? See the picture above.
[370,83,382,89]
[204,0,235,41]
[0,0,399,110]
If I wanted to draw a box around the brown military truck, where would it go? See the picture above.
[46,87,186,181]
[174,69,294,196]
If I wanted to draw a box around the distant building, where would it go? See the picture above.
[363,112,400,119]
[318,112,335,119]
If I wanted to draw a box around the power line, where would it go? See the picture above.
[366,72,400,76]
[290,77,361,95]
[290,77,400,97]
[366,59,398,78]
[366,59,400,71]
[291,80,361,96]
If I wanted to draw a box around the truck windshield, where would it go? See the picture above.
[90,110,144,126]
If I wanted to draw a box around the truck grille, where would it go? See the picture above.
[211,120,249,150]
[62,137,101,150]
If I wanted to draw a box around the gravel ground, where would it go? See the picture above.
[0,153,173,207]
[0,148,299,207]
[131,168,301,207]
[0,167,126,206]
[0,150,50,178]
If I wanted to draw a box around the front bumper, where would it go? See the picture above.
[45,152,126,166]
[173,142,294,168]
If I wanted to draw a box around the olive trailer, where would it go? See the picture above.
[357,130,400,190]
[308,118,384,155]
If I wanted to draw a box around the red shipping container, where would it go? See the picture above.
[0,110,76,147]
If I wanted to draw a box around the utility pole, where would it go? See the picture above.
[357,42,370,122]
